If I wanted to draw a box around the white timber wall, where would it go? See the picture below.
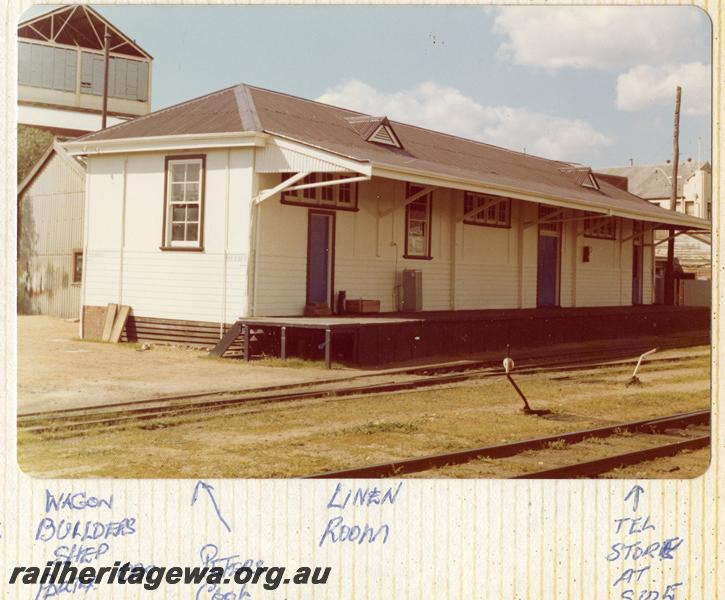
[83,142,658,323]
[83,148,253,324]
[452,199,536,310]
[575,218,628,307]
[252,172,654,316]
[18,152,84,318]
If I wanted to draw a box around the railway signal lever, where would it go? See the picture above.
[627,348,658,387]
[503,345,551,416]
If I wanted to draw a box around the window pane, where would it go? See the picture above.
[171,163,185,182]
[172,206,186,221]
[186,183,199,202]
[170,183,184,202]
[73,253,83,283]
[187,205,199,222]
[408,236,425,255]
[171,224,185,241]
[410,202,427,219]
[409,221,425,236]
[186,223,198,241]
[187,163,201,182]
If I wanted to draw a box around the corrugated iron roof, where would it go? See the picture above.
[75,83,709,229]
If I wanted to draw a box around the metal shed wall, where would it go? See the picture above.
[18,152,85,318]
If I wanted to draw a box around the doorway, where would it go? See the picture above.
[537,207,561,307]
[306,210,335,307]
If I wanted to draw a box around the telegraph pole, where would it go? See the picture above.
[101,29,111,129]
[664,86,681,305]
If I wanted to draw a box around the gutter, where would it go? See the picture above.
[63,131,270,156]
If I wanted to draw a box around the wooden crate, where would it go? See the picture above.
[345,299,381,314]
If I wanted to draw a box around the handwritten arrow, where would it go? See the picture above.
[624,484,645,513]
[192,481,232,533]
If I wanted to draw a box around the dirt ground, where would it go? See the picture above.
[17,338,711,479]
[17,316,368,413]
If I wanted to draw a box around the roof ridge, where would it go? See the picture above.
[76,84,243,142]
[235,84,262,131]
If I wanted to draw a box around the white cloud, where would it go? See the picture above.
[493,7,706,70]
[616,63,710,115]
[317,80,612,162]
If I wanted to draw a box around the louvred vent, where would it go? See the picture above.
[370,125,397,146]
[345,115,402,149]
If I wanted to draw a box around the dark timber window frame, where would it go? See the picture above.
[463,191,512,228]
[72,250,83,284]
[584,213,617,240]
[280,172,359,212]
[404,183,433,260]
[160,154,206,252]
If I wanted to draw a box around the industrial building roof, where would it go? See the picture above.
[72,83,709,230]
[18,5,151,59]
[597,162,709,200]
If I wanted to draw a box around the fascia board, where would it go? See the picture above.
[372,163,710,230]
[63,132,270,156]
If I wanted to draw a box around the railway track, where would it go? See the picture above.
[18,339,708,436]
[304,409,710,479]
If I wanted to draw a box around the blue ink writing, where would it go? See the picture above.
[192,481,232,533]
[45,491,113,513]
[327,482,403,509]
[318,517,389,547]
[608,484,684,600]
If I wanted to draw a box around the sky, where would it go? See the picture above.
[22,5,712,168]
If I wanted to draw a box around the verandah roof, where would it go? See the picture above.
[66,83,710,231]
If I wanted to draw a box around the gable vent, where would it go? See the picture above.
[369,124,399,146]
[582,173,600,190]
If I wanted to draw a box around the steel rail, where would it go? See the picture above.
[20,346,706,425]
[303,410,710,479]
[19,350,707,435]
[514,435,710,479]
[18,335,708,421]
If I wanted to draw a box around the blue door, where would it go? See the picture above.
[307,212,334,306]
[537,233,560,307]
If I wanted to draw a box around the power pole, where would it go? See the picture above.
[664,86,681,306]
[101,29,111,129]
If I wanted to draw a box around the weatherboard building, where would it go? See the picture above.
[63,83,710,364]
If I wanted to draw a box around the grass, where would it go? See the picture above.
[546,439,568,450]
[343,420,421,435]
[17,350,711,479]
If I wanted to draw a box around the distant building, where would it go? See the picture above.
[17,142,85,318]
[598,161,711,279]
[17,5,152,318]
[18,4,152,136]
